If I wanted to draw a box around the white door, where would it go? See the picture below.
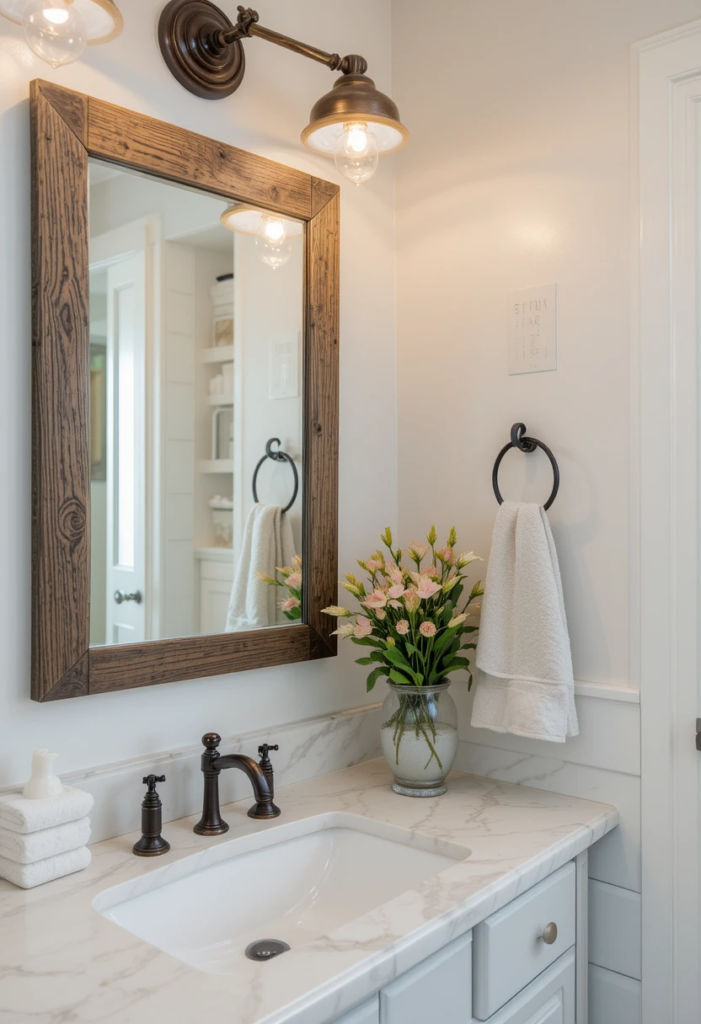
[637,21,701,1024]
[104,253,147,644]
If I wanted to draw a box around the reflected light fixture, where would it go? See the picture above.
[220,205,303,270]
[0,0,122,67]
[158,1,408,185]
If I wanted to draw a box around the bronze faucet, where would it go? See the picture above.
[194,733,280,835]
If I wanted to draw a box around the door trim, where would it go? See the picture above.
[633,20,701,1023]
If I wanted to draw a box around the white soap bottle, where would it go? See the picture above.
[23,749,62,799]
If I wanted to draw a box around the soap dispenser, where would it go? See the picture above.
[23,749,62,799]
[133,775,170,857]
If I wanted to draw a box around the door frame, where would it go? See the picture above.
[90,217,162,642]
[634,20,701,1023]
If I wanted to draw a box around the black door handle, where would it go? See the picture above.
[697,719,701,752]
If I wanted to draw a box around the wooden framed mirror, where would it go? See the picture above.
[30,79,339,702]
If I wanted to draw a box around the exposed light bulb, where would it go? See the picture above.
[255,216,292,270]
[334,122,379,186]
[22,0,86,68]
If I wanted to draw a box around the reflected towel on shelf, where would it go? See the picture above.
[226,503,296,632]
[0,786,93,835]
[0,846,91,889]
[471,501,579,743]
[0,817,91,865]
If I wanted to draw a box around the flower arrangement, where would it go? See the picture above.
[322,527,483,775]
[257,555,302,621]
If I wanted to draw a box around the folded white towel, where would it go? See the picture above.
[0,817,91,865]
[0,846,91,889]
[226,503,296,632]
[0,786,93,835]
[471,502,579,743]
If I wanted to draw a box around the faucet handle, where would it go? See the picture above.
[202,733,222,751]
[258,743,279,764]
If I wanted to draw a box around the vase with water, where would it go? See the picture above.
[380,681,459,797]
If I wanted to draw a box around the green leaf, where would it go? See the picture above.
[367,666,389,692]
[388,668,414,686]
[355,651,385,666]
[351,636,383,649]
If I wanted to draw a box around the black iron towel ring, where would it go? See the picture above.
[492,423,560,511]
[252,438,299,514]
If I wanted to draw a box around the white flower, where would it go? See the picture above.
[322,605,352,617]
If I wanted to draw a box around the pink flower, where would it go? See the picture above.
[286,572,302,590]
[403,589,420,613]
[385,564,404,586]
[388,600,403,610]
[408,542,429,561]
[419,621,437,638]
[387,583,406,600]
[354,616,373,639]
[437,546,454,565]
[282,597,299,611]
[415,576,442,600]
[421,565,439,578]
[366,559,383,572]
[396,619,410,635]
[375,608,387,620]
[362,589,387,610]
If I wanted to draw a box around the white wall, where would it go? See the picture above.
[391,0,701,1014]
[0,0,396,785]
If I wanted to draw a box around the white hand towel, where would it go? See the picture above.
[0,817,91,865]
[0,786,93,835]
[226,503,296,632]
[471,501,579,743]
[0,846,91,889]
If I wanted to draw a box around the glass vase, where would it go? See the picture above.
[380,681,459,797]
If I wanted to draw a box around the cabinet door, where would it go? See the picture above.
[380,932,472,1024]
[199,576,232,633]
[484,948,575,1024]
[333,997,380,1024]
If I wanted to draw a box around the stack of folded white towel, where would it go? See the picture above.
[0,787,93,889]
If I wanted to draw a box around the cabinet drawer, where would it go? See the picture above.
[484,948,575,1024]
[333,996,379,1024]
[380,931,472,1024]
[473,862,576,1020]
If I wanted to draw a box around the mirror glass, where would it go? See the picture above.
[88,158,305,646]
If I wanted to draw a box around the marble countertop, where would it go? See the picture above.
[0,760,618,1024]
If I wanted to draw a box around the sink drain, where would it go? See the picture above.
[245,939,291,961]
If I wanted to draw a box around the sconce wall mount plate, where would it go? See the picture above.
[158,0,245,99]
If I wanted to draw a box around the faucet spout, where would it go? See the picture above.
[194,734,281,836]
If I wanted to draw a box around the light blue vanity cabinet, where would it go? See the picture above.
[329,861,578,1024]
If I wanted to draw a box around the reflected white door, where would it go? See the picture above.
[105,253,147,644]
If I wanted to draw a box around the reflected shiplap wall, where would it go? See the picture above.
[0,0,396,783]
[390,0,701,1016]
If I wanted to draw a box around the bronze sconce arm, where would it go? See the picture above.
[158,0,408,184]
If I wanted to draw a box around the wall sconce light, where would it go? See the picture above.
[158,0,408,185]
[0,0,122,67]
[220,205,303,270]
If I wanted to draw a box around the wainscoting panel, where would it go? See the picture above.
[589,880,642,981]
[589,965,642,1024]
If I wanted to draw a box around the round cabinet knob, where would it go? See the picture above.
[114,590,143,605]
[541,922,558,945]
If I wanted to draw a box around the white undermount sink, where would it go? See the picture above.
[94,812,470,975]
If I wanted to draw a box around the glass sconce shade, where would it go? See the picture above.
[22,0,86,66]
[0,0,122,45]
[333,123,379,185]
[301,73,409,164]
[220,205,303,271]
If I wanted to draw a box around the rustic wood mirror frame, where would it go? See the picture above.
[30,79,339,703]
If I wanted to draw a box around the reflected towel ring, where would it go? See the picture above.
[492,423,560,511]
[252,438,299,514]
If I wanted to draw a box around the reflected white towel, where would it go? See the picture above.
[0,786,93,835]
[0,846,91,889]
[471,502,579,743]
[0,817,91,864]
[226,504,296,631]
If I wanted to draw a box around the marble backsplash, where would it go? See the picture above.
[0,704,382,845]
